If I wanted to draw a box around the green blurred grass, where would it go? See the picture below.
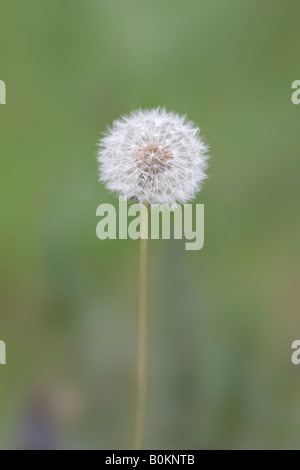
[0,0,300,449]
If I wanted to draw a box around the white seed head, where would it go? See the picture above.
[97,108,209,205]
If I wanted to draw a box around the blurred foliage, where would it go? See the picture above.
[0,0,300,449]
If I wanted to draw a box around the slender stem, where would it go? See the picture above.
[135,200,149,450]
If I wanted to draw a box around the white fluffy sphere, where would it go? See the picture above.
[97,108,209,205]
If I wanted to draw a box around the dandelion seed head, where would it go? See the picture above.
[97,108,209,205]
[134,143,173,175]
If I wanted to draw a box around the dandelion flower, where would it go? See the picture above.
[97,108,208,205]
[96,107,210,450]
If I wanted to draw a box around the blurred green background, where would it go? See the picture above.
[1,0,300,450]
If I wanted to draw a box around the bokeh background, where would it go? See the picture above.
[1,0,300,450]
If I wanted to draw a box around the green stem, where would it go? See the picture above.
[134,200,149,450]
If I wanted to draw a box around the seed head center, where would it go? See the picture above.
[134,143,173,175]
